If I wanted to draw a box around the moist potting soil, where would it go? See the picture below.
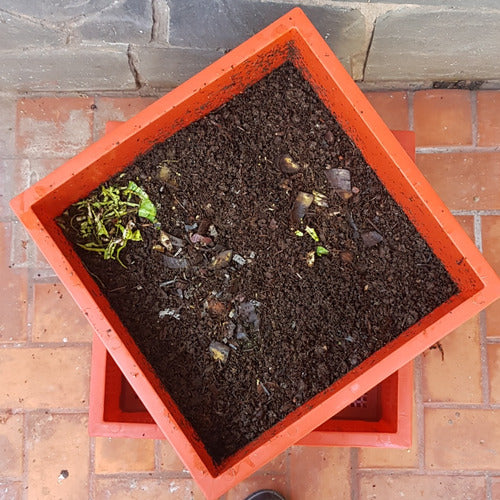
[59,62,458,463]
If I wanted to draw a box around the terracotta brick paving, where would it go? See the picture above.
[0,90,499,499]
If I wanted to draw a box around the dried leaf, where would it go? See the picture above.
[362,231,384,248]
[290,192,314,226]
[278,154,300,174]
[210,250,233,269]
[209,341,230,363]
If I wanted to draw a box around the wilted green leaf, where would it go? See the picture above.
[305,226,320,242]
[138,198,157,222]
[316,246,329,256]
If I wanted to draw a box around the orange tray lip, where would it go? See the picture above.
[10,8,500,499]
[89,332,413,448]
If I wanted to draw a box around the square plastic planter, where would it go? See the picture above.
[89,125,417,449]
[89,332,413,448]
[10,8,500,499]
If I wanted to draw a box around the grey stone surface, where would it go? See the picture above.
[0,96,16,157]
[132,46,222,88]
[0,47,137,91]
[0,0,111,22]
[365,9,500,81]
[0,11,64,49]
[74,0,153,44]
[168,0,367,75]
[368,0,500,7]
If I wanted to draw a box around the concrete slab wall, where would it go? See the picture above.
[1,0,498,91]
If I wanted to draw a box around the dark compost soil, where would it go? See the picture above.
[60,63,458,464]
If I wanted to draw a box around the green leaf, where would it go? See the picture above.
[294,230,304,237]
[138,198,157,222]
[126,181,157,222]
[316,245,329,256]
[305,226,320,242]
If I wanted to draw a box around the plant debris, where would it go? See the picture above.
[326,168,352,199]
[278,154,300,174]
[210,250,233,269]
[291,192,313,226]
[59,181,157,267]
[209,341,230,363]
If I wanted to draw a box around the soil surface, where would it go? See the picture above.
[61,63,458,464]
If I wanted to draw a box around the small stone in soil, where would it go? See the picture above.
[236,324,248,341]
[190,233,213,245]
[361,231,384,247]
[164,256,189,269]
[238,302,260,330]
[159,308,181,320]
[232,254,247,266]
[340,251,354,263]
[291,192,313,226]
[209,341,230,363]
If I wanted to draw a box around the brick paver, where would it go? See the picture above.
[1,91,499,499]
[0,412,23,478]
[33,282,93,343]
[416,153,500,210]
[94,437,156,473]
[365,91,409,130]
[422,316,482,403]
[26,413,89,499]
[414,90,473,146]
[477,91,500,146]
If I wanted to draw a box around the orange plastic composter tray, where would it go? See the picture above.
[10,8,500,499]
[89,333,413,449]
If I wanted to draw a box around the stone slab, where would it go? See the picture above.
[168,0,366,76]
[0,0,110,22]
[368,0,500,7]
[0,47,136,91]
[74,0,153,44]
[0,11,64,49]
[132,46,221,89]
[365,9,500,81]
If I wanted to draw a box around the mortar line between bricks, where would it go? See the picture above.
[26,268,35,344]
[451,210,500,216]
[471,90,478,147]
[92,471,193,480]
[356,468,491,476]
[422,402,500,410]
[0,408,90,414]
[486,474,493,500]
[22,410,29,500]
[0,342,91,349]
[414,355,425,471]
[415,146,500,153]
[154,439,162,471]
[350,447,359,500]
[407,91,414,131]
[88,436,96,500]
[480,309,490,405]
[474,213,483,253]
[486,337,500,344]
